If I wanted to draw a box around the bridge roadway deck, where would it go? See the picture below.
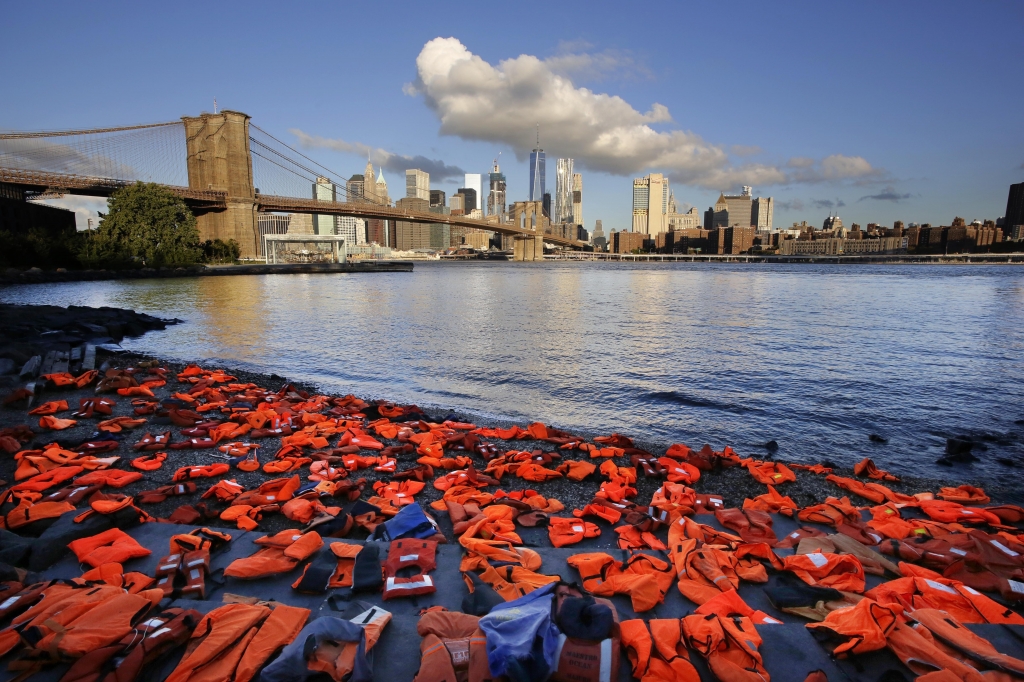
[0,168,585,249]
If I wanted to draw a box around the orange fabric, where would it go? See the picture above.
[746,460,796,485]
[131,451,167,470]
[682,613,770,681]
[233,604,310,682]
[783,552,866,593]
[164,603,271,682]
[75,468,143,488]
[28,400,69,415]
[567,552,672,612]
[38,415,78,430]
[547,517,601,547]
[805,598,897,656]
[620,618,701,682]
[853,457,899,481]
[68,528,152,567]
[173,463,230,481]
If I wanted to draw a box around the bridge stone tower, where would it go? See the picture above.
[182,111,258,258]
[511,200,546,261]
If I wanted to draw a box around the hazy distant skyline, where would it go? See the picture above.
[3,1,1022,230]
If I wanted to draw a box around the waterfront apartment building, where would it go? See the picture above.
[529,148,546,201]
[632,173,669,236]
[336,216,366,246]
[313,177,336,236]
[488,161,507,220]
[554,158,575,224]
[706,226,756,254]
[779,236,908,255]
[405,169,430,201]
[610,230,648,254]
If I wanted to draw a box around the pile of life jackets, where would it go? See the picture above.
[7,361,1024,680]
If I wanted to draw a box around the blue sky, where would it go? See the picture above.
[3,1,1022,231]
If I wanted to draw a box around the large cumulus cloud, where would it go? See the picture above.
[404,38,879,190]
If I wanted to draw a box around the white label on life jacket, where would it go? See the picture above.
[189,569,202,581]
[869,533,882,543]
[925,579,957,594]
[141,618,166,629]
[0,597,19,610]
[1009,580,1024,595]
[761,616,782,624]
[266,496,275,501]
[964,586,981,595]
[807,552,829,568]
[949,548,967,556]
[599,637,613,682]
[991,540,1020,557]
[399,554,419,562]
[385,575,433,591]
[148,627,172,639]
[789,532,800,539]
[573,526,585,533]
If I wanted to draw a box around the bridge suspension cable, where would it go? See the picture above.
[0,121,188,186]
[248,124,388,206]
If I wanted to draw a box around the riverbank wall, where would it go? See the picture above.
[0,260,414,286]
[547,252,1024,264]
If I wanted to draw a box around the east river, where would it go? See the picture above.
[5,262,1024,490]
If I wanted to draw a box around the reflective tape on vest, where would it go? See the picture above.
[806,553,829,568]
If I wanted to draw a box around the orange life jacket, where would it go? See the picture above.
[548,517,601,547]
[783,552,866,593]
[620,618,701,682]
[383,539,437,600]
[68,528,152,568]
[223,530,323,580]
[412,609,490,682]
[805,598,897,657]
[682,612,770,682]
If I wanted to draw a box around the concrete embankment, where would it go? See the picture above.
[0,260,414,286]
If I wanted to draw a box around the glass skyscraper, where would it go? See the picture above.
[529,148,546,202]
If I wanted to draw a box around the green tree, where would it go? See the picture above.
[86,182,202,267]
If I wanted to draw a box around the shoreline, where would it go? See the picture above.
[3,253,1024,286]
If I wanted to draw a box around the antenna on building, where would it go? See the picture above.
[213,98,218,114]
[536,124,540,147]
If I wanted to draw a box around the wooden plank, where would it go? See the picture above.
[19,355,41,378]
[81,344,96,371]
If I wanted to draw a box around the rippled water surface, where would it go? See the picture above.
[5,262,1024,487]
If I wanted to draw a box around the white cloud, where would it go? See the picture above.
[31,196,108,230]
[405,38,881,191]
[289,130,465,181]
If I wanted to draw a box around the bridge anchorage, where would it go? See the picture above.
[0,111,586,260]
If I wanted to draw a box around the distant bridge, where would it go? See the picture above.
[0,112,583,260]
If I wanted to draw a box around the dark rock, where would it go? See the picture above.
[1015,419,1024,426]
[764,440,779,452]
[869,434,888,443]
[946,437,975,457]
[996,458,1018,467]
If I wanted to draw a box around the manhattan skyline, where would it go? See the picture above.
[1,1,1021,231]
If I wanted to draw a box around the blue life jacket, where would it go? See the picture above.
[479,582,560,681]
[259,617,371,682]
[372,502,438,541]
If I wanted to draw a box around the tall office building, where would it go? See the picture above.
[429,190,446,208]
[395,197,448,250]
[450,193,465,215]
[313,176,336,235]
[752,196,774,230]
[1006,182,1024,231]
[713,187,752,228]
[553,158,574,224]
[457,188,477,215]
[572,173,583,226]
[346,174,364,203]
[529,148,546,201]
[542,193,551,219]
[463,174,482,211]
[632,173,669,236]
[405,169,430,200]
[488,160,507,220]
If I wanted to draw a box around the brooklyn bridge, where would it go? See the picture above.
[0,111,585,261]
